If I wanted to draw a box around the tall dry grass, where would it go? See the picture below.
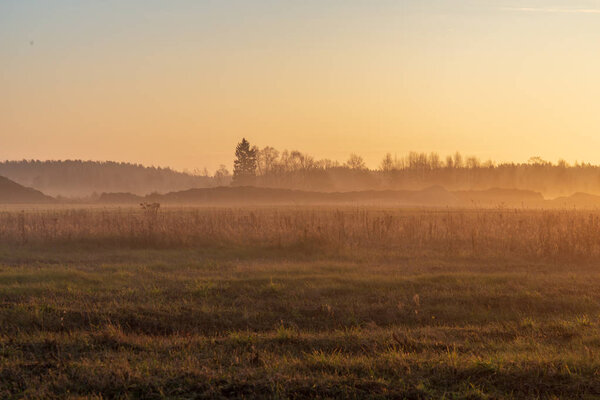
[2,207,600,260]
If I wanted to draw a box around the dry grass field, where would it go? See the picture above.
[2,206,600,398]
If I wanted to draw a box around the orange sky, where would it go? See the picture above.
[2,1,600,172]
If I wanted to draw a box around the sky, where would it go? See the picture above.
[2,0,600,172]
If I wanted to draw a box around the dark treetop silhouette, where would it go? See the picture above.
[232,138,258,185]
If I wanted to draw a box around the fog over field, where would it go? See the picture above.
[4,151,600,199]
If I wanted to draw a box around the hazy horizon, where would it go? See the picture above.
[3,0,600,171]
[2,149,600,175]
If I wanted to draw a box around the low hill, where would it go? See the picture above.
[0,160,218,197]
[548,192,600,208]
[97,192,144,204]
[0,175,54,203]
[454,188,545,207]
[99,185,462,206]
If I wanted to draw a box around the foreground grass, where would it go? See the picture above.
[1,244,600,399]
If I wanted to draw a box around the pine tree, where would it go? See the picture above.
[232,138,257,185]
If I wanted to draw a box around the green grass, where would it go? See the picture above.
[1,243,600,399]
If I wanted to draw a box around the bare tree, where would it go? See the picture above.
[429,152,441,169]
[466,157,481,169]
[257,146,279,175]
[453,152,464,168]
[380,153,395,172]
[346,154,367,170]
[214,165,231,186]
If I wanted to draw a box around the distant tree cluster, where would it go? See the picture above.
[3,141,599,198]
[0,160,229,197]
[232,139,600,196]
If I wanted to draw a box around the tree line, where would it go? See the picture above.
[232,138,600,196]
[2,142,599,198]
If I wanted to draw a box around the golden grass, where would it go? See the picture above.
[2,207,600,260]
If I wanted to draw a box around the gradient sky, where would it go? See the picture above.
[2,0,600,172]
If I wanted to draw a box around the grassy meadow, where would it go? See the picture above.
[2,207,600,399]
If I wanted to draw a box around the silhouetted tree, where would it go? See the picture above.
[346,154,367,170]
[453,152,464,168]
[257,146,279,175]
[466,157,481,169]
[214,164,231,186]
[429,152,441,169]
[232,138,257,185]
[380,153,395,172]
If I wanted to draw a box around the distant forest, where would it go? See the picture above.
[0,160,219,197]
[237,143,600,197]
[2,147,600,198]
